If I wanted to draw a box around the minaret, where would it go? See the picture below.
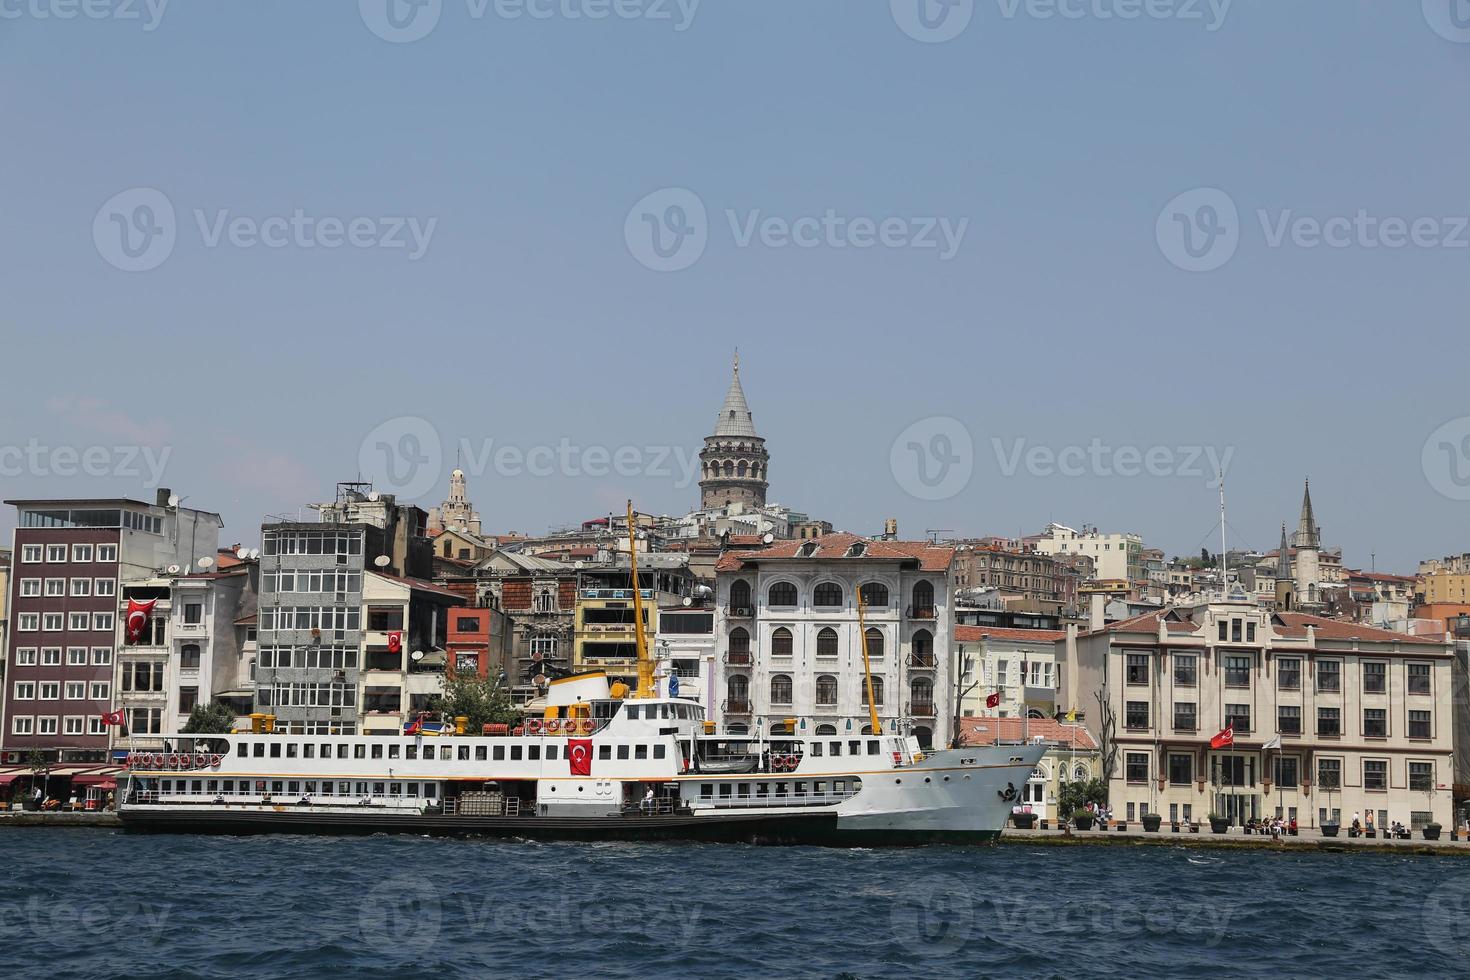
[429,464,482,535]
[698,351,770,511]
[1275,522,1296,611]
[1293,479,1321,607]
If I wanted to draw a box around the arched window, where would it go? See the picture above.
[770,627,793,657]
[861,676,885,706]
[770,674,793,705]
[816,674,838,705]
[768,582,798,607]
[815,723,837,735]
[723,461,734,477]
[911,628,933,666]
[864,627,884,660]
[911,677,934,706]
[912,580,935,615]
[729,579,751,612]
[737,461,748,477]
[913,726,933,750]
[180,644,201,670]
[813,582,843,607]
[727,674,749,703]
[816,627,839,658]
[728,628,750,660]
[860,582,889,607]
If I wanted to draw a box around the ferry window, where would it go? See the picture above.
[303,745,315,759]
[407,746,419,760]
[269,743,281,758]
[286,744,298,758]
[191,780,203,794]
[814,781,826,794]
[738,783,750,797]
[546,746,559,760]
[511,746,523,761]
[389,745,400,759]
[222,780,234,794]
[635,745,648,760]
[423,746,437,760]
[271,781,284,794]
[718,783,732,797]
[775,782,788,796]
[626,705,639,720]
[237,742,248,756]
[372,745,384,760]
[617,746,630,760]
[529,746,541,760]
[304,781,316,795]
[796,782,807,796]
[287,781,300,795]
[354,745,367,760]
[475,746,487,761]
[493,746,505,761]
[407,782,419,796]
[338,782,351,796]
[599,746,612,760]
[756,783,768,796]
[653,745,666,759]
[458,746,471,761]
[373,782,386,796]
[661,705,670,719]
[320,743,332,757]
[389,782,402,796]
[830,742,842,755]
[810,744,823,757]
[701,783,713,798]
[834,780,845,794]
[318,782,332,796]
[867,741,880,756]
[848,741,861,756]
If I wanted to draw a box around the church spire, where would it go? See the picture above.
[1278,522,1292,577]
[1295,479,1320,550]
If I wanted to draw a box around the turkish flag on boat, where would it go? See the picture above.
[125,599,157,644]
[568,738,593,776]
[100,709,126,727]
[985,691,1001,709]
[387,631,403,654]
[1210,725,1234,749]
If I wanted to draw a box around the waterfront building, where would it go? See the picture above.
[953,625,1067,721]
[713,532,956,749]
[1,492,223,762]
[654,598,717,715]
[1060,598,1455,830]
[959,715,1101,825]
[356,571,463,735]
[472,549,579,703]
[1033,523,1144,585]
[573,553,695,682]
[445,606,514,684]
[952,543,1081,611]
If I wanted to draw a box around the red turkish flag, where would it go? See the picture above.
[125,599,157,644]
[100,709,126,727]
[568,738,593,776]
[387,632,403,654]
[1210,725,1234,749]
[985,691,1001,709]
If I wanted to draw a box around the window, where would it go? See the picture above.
[1167,753,1192,785]
[42,613,63,631]
[13,682,35,700]
[1363,661,1386,694]
[180,644,201,670]
[11,717,33,735]
[911,581,934,614]
[179,687,199,713]
[1224,703,1251,733]
[770,627,793,658]
[770,674,792,705]
[92,647,112,665]
[72,544,93,562]
[1363,760,1387,792]
[864,628,884,660]
[15,649,37,666]
[1363,708,1387,738]
[19,579,41,597]
[46,544,67,562]
[45,578,66,597]
[1317,706,1340,736]
[67,647,87,666]
[1409,762,1434,792]
[90,682,109,700]
[95,578,115,596]
[1317,757,1341,790]
[21,544,42,562]
[1217,619,1228,641]
[97,544,117,562]
[1125,753,1149,783]
[70,578,91,596]
[1126,654,1149,685]
[813,582,843,607]
[1173,701,1196,731]
[1316,660,1340,693]
[1273,756,1299,787]
[41,648,61,666]
[18,614,39,632]
[729,579,751,611]
[93,612,114,631]
[1409,710,1431,739]
[39,683,59,700]
[1173,655,1196,687]
[37,717,58,736]
[1246,622,1256,643]
[816,675,837,706]
[1231,619,1242,643]
[1407,663,1431,696]
[727,628,750,660]
[727,674,749,705]
[63,717,84,736]
[861,676,885,706]
[184,603,203,625]
[1278,705,1301,735]
[1224,656,1250,687]
[1277,658,1300,690]
[1125,701,1149,729]
[69,612,90,631]
[816,627,838,658]
[768,582,797,607]
[64,681,84,700]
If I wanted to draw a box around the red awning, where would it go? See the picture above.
[71,773,121,786]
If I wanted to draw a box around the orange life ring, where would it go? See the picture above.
[528,719,543,734]
[546,719,561,733]
[580,719,594,734]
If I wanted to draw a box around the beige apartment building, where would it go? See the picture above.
[1061,599,1454,830]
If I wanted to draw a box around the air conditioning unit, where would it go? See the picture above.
[2,752,18,765]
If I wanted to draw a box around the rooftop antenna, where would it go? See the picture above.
[1217,470,1228,597]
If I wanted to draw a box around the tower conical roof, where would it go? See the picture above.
[1278,523,1292,577]
[1295,480,1320,550]
[712,352,758,438]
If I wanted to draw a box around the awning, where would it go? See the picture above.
[72,772,122,786]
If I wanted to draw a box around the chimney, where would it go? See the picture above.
[156,488,173,507]
[1089,594,1107,632]
[884,518,898,540]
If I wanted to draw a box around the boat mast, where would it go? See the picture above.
[856,586,882,736]
[627,500,656,699]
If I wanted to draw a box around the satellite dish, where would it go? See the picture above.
[373,556,391,568]
[367,491,380,502]
[682,597,693,607]
[249,548,260,560]
[167,494,180,508]
[573,561,584,569]
[197,557,215,569]
[235,545,247,557]
[762,532,774,544]
[166,564,181,575]
[410,650,424,661]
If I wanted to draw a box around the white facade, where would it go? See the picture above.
[1034,523,1142,583]
[953,628,1065,720]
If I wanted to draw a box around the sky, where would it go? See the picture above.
[1,0,1468,571]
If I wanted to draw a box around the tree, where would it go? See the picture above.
[428,675,521,732]
[1058,777,1108,819]
[181,700,237,734]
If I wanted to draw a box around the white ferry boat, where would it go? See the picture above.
[119,502,1044,845]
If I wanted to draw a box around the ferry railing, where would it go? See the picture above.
[698,787,859,809]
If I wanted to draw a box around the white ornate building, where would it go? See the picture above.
[712,533,956,749]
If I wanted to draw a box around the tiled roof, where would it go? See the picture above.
[959,716,1098,750]
[714,532,955,572]
[365,571,466,601]
[1273,612,1443,645]
[954,625,1066,643]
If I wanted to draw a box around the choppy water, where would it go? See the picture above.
[7,830,1470,978]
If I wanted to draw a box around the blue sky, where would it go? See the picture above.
[2,1,1468,570]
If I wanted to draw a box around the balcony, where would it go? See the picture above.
[907,606,937,620]
[724,651,752,666]
[909,701,937,717]
[724,699,752,714]
[907,653,937,669]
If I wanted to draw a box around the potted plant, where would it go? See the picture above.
[1423,822,1443,841]
[1320,821,1340,837]
[1073,811,1095,830]
[1208,812,1229,834]
[1012,811,1037,830]
[1142,813,1162,832]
